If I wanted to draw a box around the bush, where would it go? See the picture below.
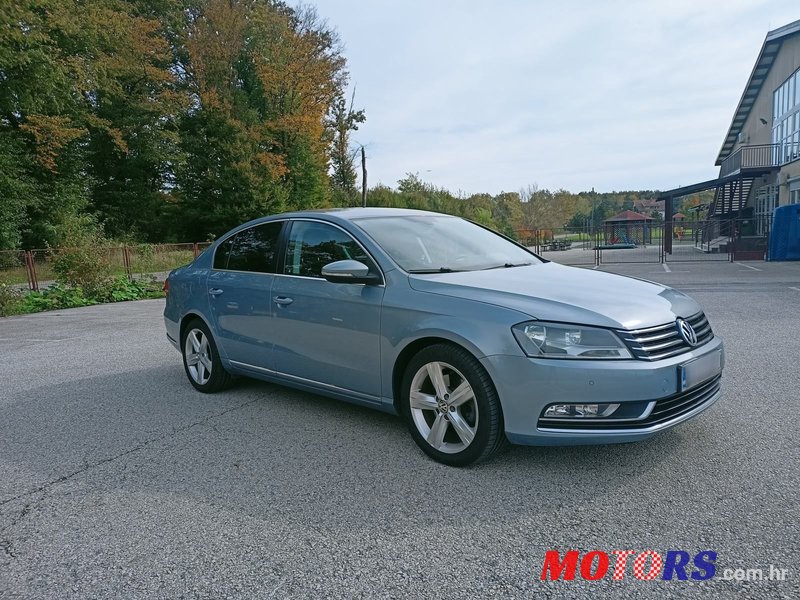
[0,283,23,317]
[1,276,164,317]
[95,276,164,303]
[18,284,97,313]
[51,216,114,296]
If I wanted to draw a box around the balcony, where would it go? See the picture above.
[719,144,779,178]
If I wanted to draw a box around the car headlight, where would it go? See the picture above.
[512,321,633,359]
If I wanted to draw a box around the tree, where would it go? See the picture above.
[519,184,575,231]
[327,90,365,206]
[0,0,360,247]
[492,192,523,238]
[175,0,352,238]
[0,133,36,250]
[0,0,183,247]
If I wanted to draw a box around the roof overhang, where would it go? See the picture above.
[715,19,800,166]
[655,170,766,202]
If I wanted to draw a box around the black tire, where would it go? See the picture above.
[180,318,233,393]
[401,343,507,466]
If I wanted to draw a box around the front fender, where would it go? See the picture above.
[379,271,530,406]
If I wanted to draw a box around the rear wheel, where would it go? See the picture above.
[401,344,506,466]
[181,319,232,393]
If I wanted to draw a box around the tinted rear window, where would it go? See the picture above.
[213,237,233,270]
[219,221,283,273]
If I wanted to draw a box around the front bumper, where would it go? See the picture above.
[481,336,724,446]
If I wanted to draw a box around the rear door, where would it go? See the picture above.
[270,220,385,399]
[207,221,284,369]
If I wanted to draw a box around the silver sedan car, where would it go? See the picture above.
[164,208,723,466]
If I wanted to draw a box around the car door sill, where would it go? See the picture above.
[228,359,380,404]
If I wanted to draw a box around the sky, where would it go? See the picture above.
[308,0,798,195]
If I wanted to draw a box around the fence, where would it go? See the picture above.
[518,218,771,266]
[1,243,212,292]
[517,227,600,266]
[2,219,773,290]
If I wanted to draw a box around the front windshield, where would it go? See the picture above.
[354,215,542,273]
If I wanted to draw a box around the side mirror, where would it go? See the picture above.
[321,260,379,284]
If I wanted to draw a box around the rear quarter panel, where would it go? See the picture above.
[164,262,212,348]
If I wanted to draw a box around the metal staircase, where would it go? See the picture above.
[708,177,754,217]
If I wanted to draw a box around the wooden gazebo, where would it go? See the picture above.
[603,210,653,245]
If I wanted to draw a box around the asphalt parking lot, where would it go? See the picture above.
[1,260,799,599]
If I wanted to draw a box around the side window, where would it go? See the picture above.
[225,221,283,273]
[284,221,372,278]
[213,237,233,270]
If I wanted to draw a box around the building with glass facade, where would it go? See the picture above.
[658,19,800,260]
[712,19,800,223]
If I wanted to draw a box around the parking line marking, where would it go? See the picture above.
[662,263,672,272]
[735,262,761,271]
[790,287,800,292]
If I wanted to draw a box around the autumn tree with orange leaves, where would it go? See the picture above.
[0,0,362,248]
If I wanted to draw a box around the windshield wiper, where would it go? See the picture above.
[407,267,463,274]
[481,262,533,270]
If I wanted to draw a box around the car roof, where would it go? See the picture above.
[276,207,448,220]
[216,207,456,242]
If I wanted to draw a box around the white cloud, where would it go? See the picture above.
[310,0,799,194]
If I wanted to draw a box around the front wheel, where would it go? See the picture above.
[181,319,232,393]
[401,344,507,466]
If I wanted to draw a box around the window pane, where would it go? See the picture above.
[213,237,233,269]
[774,90,780,120]
[783,84,788,114]
[355,215,541,272]
[795,71,800,105]
[284,221,371,278]
[227,221,283,273]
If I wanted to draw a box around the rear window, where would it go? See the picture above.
[213,238,233,270]
[214,221,283,273]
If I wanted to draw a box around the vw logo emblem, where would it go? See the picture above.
[676,318,698,346]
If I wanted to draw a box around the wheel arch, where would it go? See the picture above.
[179,311,214,344]
[391,335,486,414]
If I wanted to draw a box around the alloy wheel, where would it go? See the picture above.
[184,328,213,385]
[409,361,478,454]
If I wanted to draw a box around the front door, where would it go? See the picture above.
[271,220,384,399]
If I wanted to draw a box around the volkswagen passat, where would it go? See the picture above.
[164,208,723,466]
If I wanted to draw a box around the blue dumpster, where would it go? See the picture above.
[769,203,800,261]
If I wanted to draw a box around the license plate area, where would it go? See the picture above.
[678,350,722,392]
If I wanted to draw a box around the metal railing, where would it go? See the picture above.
[516,218,772,265]
[517,227,600,266]
[719,144,780,178]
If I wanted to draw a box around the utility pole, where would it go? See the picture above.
[361,146,367,207]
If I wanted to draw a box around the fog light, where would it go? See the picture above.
[543,403,621,418]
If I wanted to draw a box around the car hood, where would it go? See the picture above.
[407,262,700,330]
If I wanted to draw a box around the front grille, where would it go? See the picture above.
[538,375,721,431]
[617,312,713,361]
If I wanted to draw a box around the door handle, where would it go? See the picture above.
[208,288,224,296]
[273,296,294,306]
